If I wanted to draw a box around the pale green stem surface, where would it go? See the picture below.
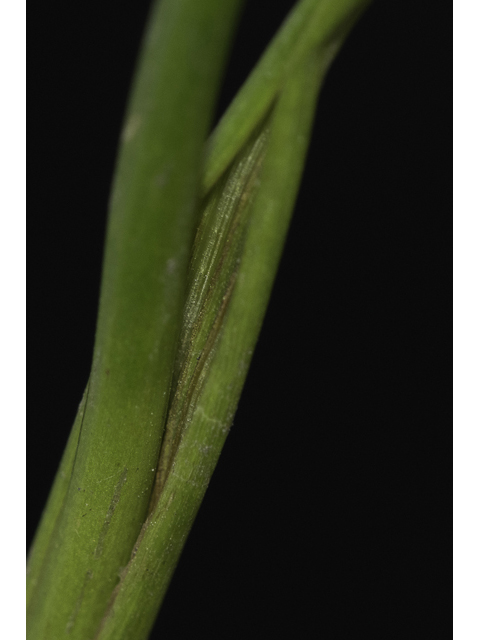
[26,383,89,609]
[151,121,270,506]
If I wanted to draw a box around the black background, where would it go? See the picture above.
[29,0,450,636]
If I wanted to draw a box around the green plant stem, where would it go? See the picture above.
[27,0,371,637]
[93,42,333,640]
[26,1,243,638]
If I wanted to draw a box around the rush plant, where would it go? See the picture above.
[27,1,371,638]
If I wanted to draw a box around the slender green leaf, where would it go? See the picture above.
[203,0,371,194]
